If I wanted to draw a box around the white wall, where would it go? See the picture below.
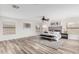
[1,16,79,41]
[0,16,40,41]
[0,21,3,36]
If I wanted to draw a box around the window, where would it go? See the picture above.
[67,22,79,34]
[3,23,16,35]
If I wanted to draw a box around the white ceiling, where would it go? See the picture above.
[0,4,79,19]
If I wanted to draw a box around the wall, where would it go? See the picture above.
[1,16,79,40]
[0,21,3,36]
[0,16,39,41]
[49,17,79,40]
[65,17,79,40]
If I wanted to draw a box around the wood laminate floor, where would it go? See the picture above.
[0,36,79,54]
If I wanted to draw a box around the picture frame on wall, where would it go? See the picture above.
[24,23,31,28]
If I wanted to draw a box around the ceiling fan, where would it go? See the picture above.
[12,5,20,9]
